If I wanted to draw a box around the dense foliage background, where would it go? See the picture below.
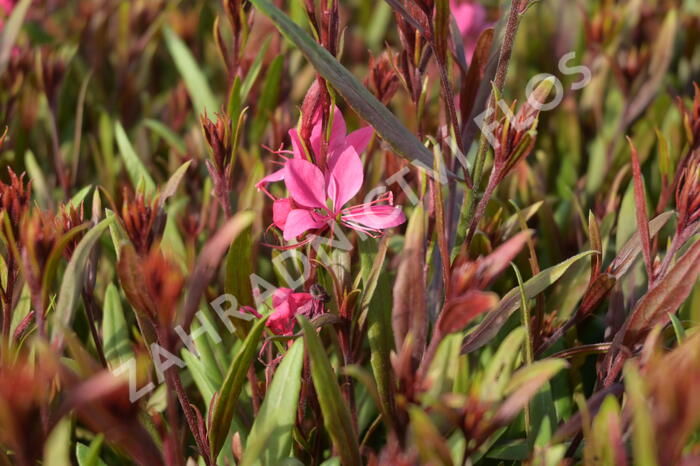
[0,0,700,464]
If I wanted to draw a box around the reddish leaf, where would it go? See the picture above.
[623,238,700,346]
[628,137,654,282]
[437,290,498,335]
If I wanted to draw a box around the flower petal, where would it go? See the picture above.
[345,127,373,155]
[310,106,347,157]
[284,158,327,209]
[256,168,285,190]
[272,288,294,308]
[289,128,307,159]
[283,209,325,241]
[272,198,293,229]
[326,146,364,211]
[342,205,406,230]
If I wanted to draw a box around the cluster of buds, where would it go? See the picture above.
[56,202,86,258]
[394,2,431,105]
[201,110,234,217]
[119,188,165,256]
[303,0,340,57]
[481,78,554,186]
[675,150,700,233]
[365,52,400,106]
[216,0,252,75]
[466,79,553,243]
[20,208,63,283]
[0,168,32,242]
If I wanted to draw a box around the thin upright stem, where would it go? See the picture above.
[453,0,525,255]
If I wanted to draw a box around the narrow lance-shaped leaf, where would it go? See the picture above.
[462,251,595,353]
[181,212,255,332]
[158,160,192,209]
[114,121,156,196]
[298,316,361,466]
[51,217,114,348]
[209,316,268,459]
[623,238,700,346]
[627,137,654,282]
[242,339,304,466]
[392,205,427,360]
[102,283,133,367]
[610,211,674,277]
[162,25,219,117]
[623,363,659,466]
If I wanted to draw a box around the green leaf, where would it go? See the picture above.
[102,283,133,367]
[25,150,51,208]
[480,327,525,400]
[248,0,446,178]
[43,417,72,466]
[144,118,187,154]
[361,239,396,432]
[76,435,107,466]
[243,339,304,466]
[250,55,284,142]
[624,363,658,466]
[181,348,217,409]
[209,316,268,458]
[162,25,219,117]
[585,395,626,465]
[299,316,361,466]
[669,312,686,343]
[408,406,455,466]
[225,223,255,308]
[159,160,191,208]
[462,251,595,353]
[114,121,156,196]
[51,217,114,347]
[239,37,271,103]
[69,185,94,208]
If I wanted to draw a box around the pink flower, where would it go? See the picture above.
[450,0,489,65]
[256,106,373,190]
[245,288,317,336]
[258,108,406,242]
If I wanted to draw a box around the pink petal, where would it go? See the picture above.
[272,288,294,308]
[450,0,488,64]
[342,205,406,230]
[284,158,327,209]
[272,198,293,229]
[283,209,325,241]
[256,168,285,190]
[310,106,347,157]
[345,127,373,155]
[268,300,295,335]
[289,129,307,159]
[326,146,364,211]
